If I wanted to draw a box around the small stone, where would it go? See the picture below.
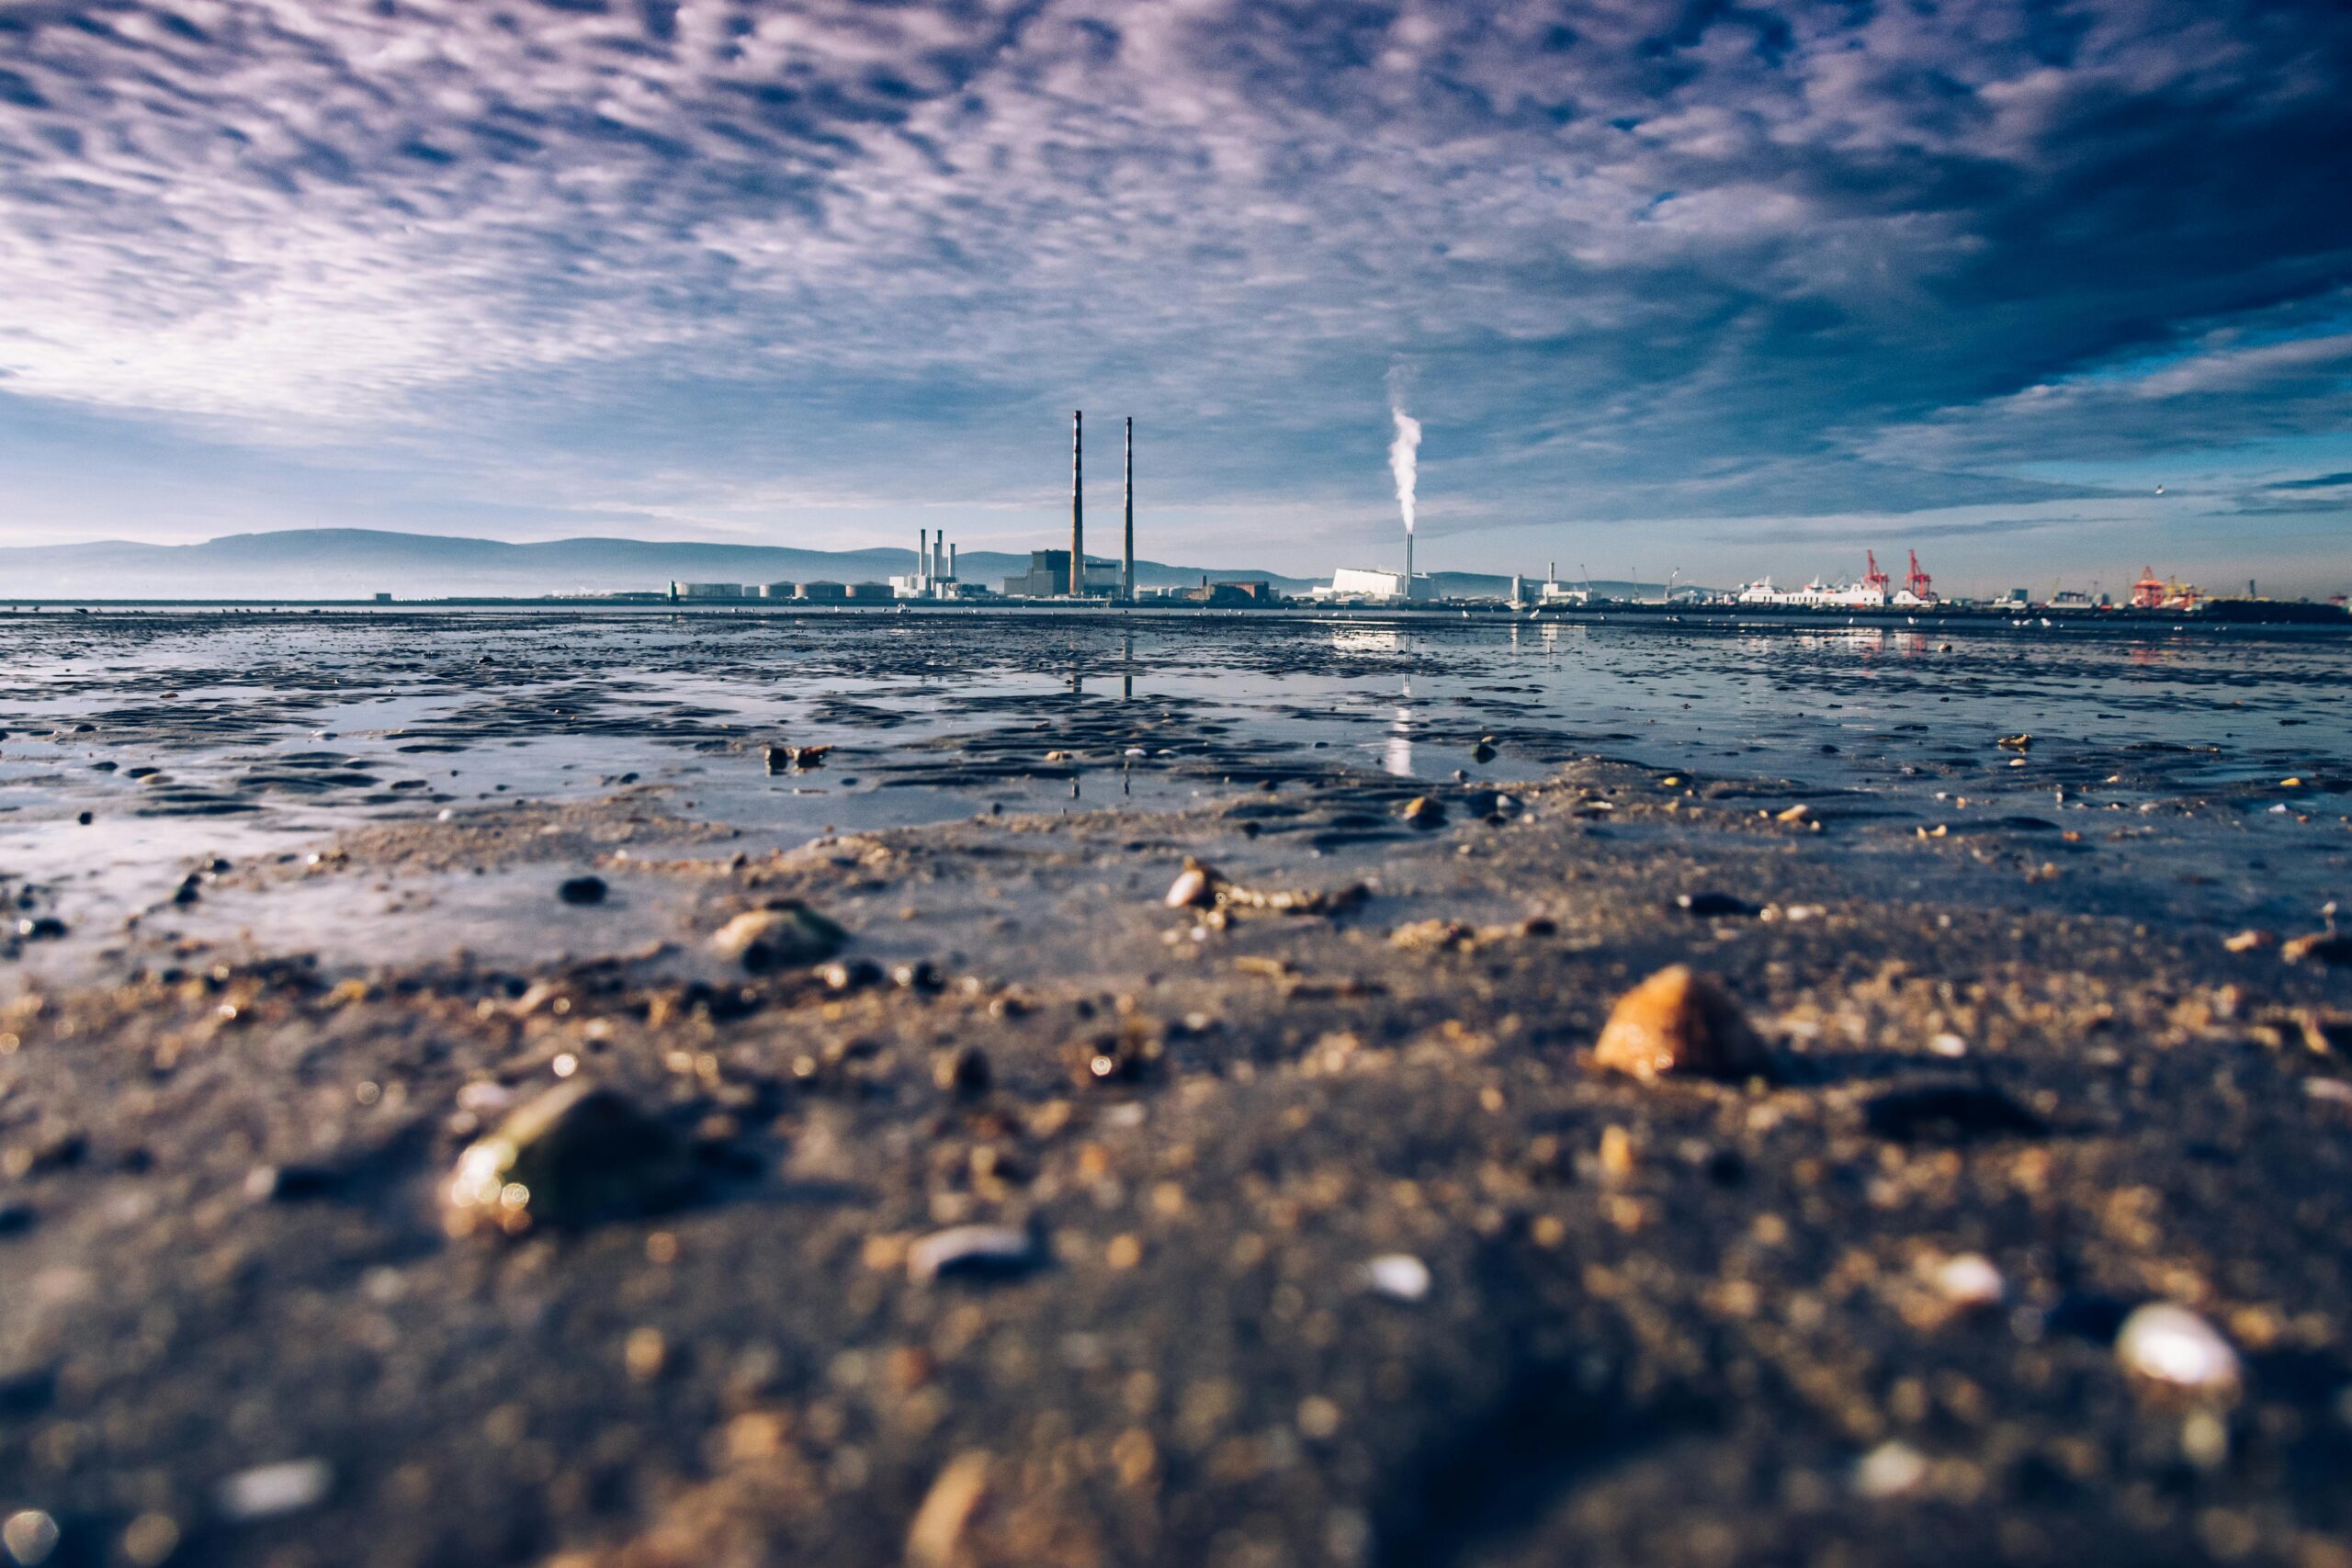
[1591,965,1766,1082]
[119,1504,178,1568]
[709,903,846,971]
[2222,929,2275,953]
[2117,1303,2240,1393]
[1853,1440,1928,1498]
[1165,860,1217,908]
[624,1326,667,1381]
[1928,1253,2006,1309]
[445,1080,688,1235]
[1400,796,1445,829]
[2282,932,2352,966]
[1363,1254,1430,1302]
[1774,803,1811,822]
[2,1511,59,1565]
[763,742,790,773]
[906,1451,993,1568]
[215,1459,333,1521]
[557,874,607,906]
[1996,733,2032,750]
[120,1514,180,1568]
[908,1224,1036,1283]
[933,1045,991,1099]
[1470,741,1497,762]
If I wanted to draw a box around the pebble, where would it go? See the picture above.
[933,1044,991,1099]
[2281,932,2352,966]
[1363,1254,1431,1302]
[557,874,607,906]
[1400,796,1445,829]
[1929,1253,2007,1309]
[2115,1303,2241,1393]
[1165,859,1217,908]
[1853,1440,1928,1498]
[907,1224,1037,1283]
[709,903,847,971]
[444,1080,688,1235]
[214,1458,333,1521]
[2222,929,2276,953]
[1,1511,59,1565]
[120,1514,180,1568]
[1591,965,1767,1082]
[906,1451,993,1568]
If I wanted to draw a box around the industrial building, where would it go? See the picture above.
[891,530,976,599]
[1314,566,1433,604]
[1004,549,1120,599]
[759,581,796,599]
[670,581,744,600]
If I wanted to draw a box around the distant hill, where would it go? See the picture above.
[0,529,1326,600]
[0,528,1683,603]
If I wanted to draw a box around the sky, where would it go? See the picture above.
[1,0,2348,596]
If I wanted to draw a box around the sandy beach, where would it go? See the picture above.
[2,611,2349,1567]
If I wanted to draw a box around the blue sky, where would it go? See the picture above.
[1,0,2348,595]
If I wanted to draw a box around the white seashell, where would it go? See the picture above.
[1363,1254,1431,1302]
[2116,1303,2240,1392]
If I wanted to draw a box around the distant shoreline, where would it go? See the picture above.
[2,598,2344,633]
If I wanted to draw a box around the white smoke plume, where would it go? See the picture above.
[1388,402,1422,535]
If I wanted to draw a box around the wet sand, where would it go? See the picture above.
[2,613,2349,1567]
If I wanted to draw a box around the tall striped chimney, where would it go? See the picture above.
[1122,417,1135,601]
[1070,410,1084,596]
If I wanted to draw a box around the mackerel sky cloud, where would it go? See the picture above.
[1,0,2348,591]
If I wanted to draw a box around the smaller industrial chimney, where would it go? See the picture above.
[1123,417,1135,601]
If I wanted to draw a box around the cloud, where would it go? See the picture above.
[0,0,2348,558]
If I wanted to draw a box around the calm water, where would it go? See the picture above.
[2,608,2346,976]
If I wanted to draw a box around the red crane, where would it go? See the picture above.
[1863,550,1891,592]
[1905,549,1933,600]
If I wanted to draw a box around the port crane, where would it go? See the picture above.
[1905,550,1932,601]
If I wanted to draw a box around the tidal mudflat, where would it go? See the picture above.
[1,609,2348,1567]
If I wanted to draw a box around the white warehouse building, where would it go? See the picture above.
[1314,567,1433,604]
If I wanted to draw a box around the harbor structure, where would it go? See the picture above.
[1736,550,1939,609]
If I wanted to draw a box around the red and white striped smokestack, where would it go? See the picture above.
[1070,411,1084,596]
[1123,416,1134,602]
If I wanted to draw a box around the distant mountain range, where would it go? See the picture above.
[0,527,1663,603]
